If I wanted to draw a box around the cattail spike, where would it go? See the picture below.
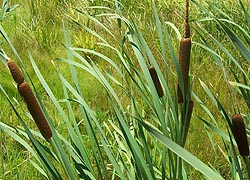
[149,66,164,98]
[7,60,24,84]
[18,82,52,139]
[177,37,191,103]
[232,114,249,156]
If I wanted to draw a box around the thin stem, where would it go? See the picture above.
[184,0,190,38]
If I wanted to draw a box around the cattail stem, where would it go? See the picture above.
[177,0,191,103]
[149,66,164,98]
[18,82,52,139]
[232,114,249,156]
[184,0,190,38]
[182,100,193,146]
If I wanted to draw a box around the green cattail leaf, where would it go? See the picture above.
[63,21,99,177]
[139,120,225,180]
[29,160,49,179]
[219,22,250,63]
[219,19,250,45]
[110,99,154,180]
[239,0,250,27]
[197,117,236,145]
[74,8,117,40]
[72,47,123,77]
[58,75,128,180]
[152,0,167,64]
[131,97,156,179]
[198,79,233,130]
[192,92,217,125]
[0,122,41,164]
[72,20,109,45]
[195,25,248,79]
[192,0,250,63]
[230,65,249,109]
[165,21,182,40]
[229,81,250,91]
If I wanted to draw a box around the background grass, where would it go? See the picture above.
[0,0,249,179]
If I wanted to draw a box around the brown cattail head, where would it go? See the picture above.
[149,66,164,98]
[7,60,24,84]
[182,99,194,146]
[177,37,191,103]
[232,114,249,156]
[18,82,52,139]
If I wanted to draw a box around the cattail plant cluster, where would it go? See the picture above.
[177,0,193,147]
[232,114,249,156]
[149,66,164,98]
[6,54,52,139]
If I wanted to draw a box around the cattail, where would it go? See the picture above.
[182,99,194,146]
[149,66,164,98]
[7,60,24,84]
[18,82,52,139]
[177,0,191,103]
[232,114,249,156]
[177,37,191,103]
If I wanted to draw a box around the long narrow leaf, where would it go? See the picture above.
[139,120,225,180]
